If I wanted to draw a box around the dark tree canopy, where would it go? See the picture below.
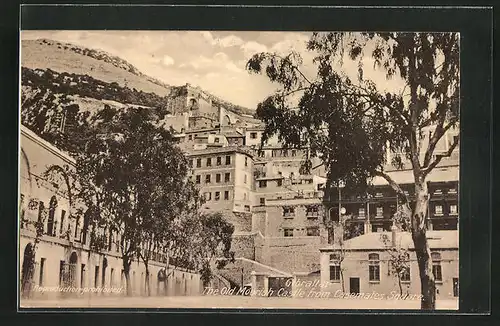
[247,32,459,310]
[248,32,459,194]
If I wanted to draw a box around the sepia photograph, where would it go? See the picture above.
[18,30,460,311]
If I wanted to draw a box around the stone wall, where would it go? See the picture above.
[263,237,323,274]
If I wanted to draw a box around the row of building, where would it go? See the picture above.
[19,83,459,302]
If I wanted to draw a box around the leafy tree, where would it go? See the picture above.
[188,212,235,287]
[380,231,411,297]
[71,108,193,295]
[247,32,459,310]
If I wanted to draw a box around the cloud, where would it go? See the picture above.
[188,51,244,74]
[218,35,244,47]
[161,55,175,66]
[270,33,309,54]
[200,31,216,45]
[241,41,268,58]
[200,31,245,48]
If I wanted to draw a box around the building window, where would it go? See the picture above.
[401,253,411,282]
[214,138,220,143]
[329,254,341,282]
[435,205,443,216]
[283,206,295,218]
[401,266,411,282]
[375,192,383,198]
[376,207,383,218]
[449,188,457,194]
[188,135,192,141]
[450,204,458,215]
[225,155,231,165]
[245,157,248,167]
[205,192,212,201]
[188,159,193,168]
[224,191,230,200]
[306,205,319,218]
[224,173,230,182]
[307,227,319,236]
[453,278,459,297]
[431,252,442,282]
[195,175,201,184]
[358,208,366,218]
[216,157,222,166]
[60,210,66,235]
[259,180,267,188]
[205,175,211,184]
[244,174,247,184]
[216,174,221,183]
[291,150,297,157]
[369,253,380,282]
[434,188,442,194]
[196,159,201,168]
[39,258,46,286]
[277,179,282,187]
[284,228,294,237]
[243,193,247,200]
[250,132,257,139]
[260,198,265,206]
[206,158,212,167]
[215,192,220,201]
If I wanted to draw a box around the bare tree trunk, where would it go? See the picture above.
[340,267,345,293]
[398,277,403,296]
[123,257,132,296]
[145,264,151,297]
[412,183,436,310]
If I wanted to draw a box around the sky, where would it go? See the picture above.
[21,30,405,109]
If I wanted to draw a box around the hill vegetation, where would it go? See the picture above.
[21,39,255,116]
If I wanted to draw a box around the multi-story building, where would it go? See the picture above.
[318,228,459,300]
[186,146,254,232]
[19,125,202,301]
[323,126,460,235]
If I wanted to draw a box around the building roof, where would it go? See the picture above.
[186,146,254,157]
[21,125,76,165]
[224,133,245,138]
[371,165,459,186]
[320,230,458,251]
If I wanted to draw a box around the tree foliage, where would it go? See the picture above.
[247,32,459,310]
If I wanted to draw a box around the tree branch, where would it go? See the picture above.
[422,134,459,177]
[276,53,313,85]
[373,170,408,204]
[422,116,457,168]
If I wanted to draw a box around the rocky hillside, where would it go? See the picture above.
[21,39,254,116]
[21,39,172,96]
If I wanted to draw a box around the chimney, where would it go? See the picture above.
[391,222,398,248]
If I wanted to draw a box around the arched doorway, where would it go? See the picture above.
[222,114,231,126]
[47,196,57,236]
[157,268,167,296]
[21,243,35,298]
[61,251,78,289]
[189,98,199,111]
